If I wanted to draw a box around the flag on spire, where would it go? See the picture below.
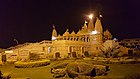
[99,12,103,18]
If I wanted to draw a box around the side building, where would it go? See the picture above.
[119,38,140,55]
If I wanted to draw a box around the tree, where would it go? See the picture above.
[100,40,121,58]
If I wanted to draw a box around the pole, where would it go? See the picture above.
[13,39,20,61]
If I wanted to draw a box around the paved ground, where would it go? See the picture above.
[0,60,140,79]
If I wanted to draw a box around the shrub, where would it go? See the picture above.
[120,59,136,64]
[0,71,11,79]
[29,53,40,60]
[93,65,107,75]
[51,62,68,69]
[5,61,16,65]
[66,62,96,78]
[52,68,66,78]
[14,60,50,68]
[77,62,94,76]
[66,63,79,78]
[83,58,93,61]
[3,73,11,79]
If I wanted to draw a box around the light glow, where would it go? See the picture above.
[89,14,93,19]
[48,47,51,53]
[52,36,56,40]
[5,50,13,53]
[91,30,98,34]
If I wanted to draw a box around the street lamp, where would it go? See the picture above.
[13,39,19,45]
[13,39,20,61]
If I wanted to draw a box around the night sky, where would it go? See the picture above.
[0,0,140,48]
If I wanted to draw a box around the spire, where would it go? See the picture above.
[104,29,111,35]
[81,21,88,33]
[57,34,62,38]
[63,29,70,36]
[77,29,81,35]
[83,21,88,30]
[52,25,57,37]
[87,17,94,32]
[71,30,76,35]
[95,17,103,33]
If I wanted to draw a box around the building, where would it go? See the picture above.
[51,17,112,58]
[1,15,113,62]
[119,38,140,55]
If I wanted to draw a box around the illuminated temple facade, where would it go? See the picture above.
[51,17,111,58]
[1,16,113,62]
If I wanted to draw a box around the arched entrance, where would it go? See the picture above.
[55,52,60,58]
[72,52,76,57]
[84,51,90,57]
[2,54,6,63]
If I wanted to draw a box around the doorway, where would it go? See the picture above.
[2,55,6,63]
[72,52,76,57]
[55,52,60,58]
[84,51,90,57]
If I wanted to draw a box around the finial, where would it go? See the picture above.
[53,24,55,29]
[99,12,103,18]
[85,20,88,24]
[66,29,69,32]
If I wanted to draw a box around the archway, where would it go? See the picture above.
[55,52,60,58]
[2,54,6,63]
[84,51,90,57]
[72,52,76,57]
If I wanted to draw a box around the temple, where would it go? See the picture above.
[51,16,112,58]
[1,15,113,61]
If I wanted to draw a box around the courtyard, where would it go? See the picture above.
[0,60,140,79]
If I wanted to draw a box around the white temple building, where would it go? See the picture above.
[1,15,113,61]
[51,17,105,58]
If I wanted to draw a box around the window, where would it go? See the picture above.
[48,47,51,53]
[42,47,45,51]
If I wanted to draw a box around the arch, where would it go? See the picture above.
[55,52,60,58]
[72,52,77,57]
[2,54,6,63]
[84,51,90,57]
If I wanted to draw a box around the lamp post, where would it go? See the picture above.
[13,39,19,45]
[13,39,20,61]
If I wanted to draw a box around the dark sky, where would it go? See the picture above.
[0,0,140,48]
